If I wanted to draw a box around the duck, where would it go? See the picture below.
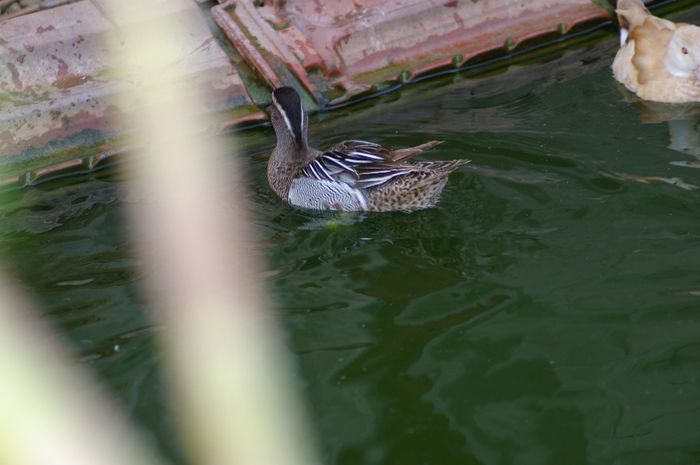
[612,0,700,103]
[266,86,469,212]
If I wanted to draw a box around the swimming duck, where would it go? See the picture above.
[612,0,700,103]
[267,87,469,212]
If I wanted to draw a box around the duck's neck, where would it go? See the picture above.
[267,133,311,200]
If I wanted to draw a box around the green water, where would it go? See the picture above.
[2,20,700,465]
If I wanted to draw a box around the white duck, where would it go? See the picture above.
[612,0,700,103]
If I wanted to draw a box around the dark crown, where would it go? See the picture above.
[272,87,305,147]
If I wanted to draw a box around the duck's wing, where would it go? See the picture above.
[630,19,675,85]
[329,139,388,155]
[330,139,443,161]
[301,140,442,190]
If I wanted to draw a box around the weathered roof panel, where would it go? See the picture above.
[212,0,612,104]
[3,0,696,187]
[0,0,264,183]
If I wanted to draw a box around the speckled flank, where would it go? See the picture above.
[367,159,469,212]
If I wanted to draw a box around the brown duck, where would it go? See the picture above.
[266,87,469,212]
[613,0,700,103]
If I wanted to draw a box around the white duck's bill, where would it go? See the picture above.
[620,28,629,46]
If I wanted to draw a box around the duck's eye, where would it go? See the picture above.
[682,47,689,55]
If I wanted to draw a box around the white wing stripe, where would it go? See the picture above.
[312,160,333,180]
[348,151,383,160]
[306,162,330,181]
[321,155,355,172]
[346,140,381,147]
[360,169,396,174]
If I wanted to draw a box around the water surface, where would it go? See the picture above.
[2,18,700,465]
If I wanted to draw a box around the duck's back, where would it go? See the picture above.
[631,19,675,84]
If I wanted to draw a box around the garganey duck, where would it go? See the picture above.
[267,87,469,212]
[612,0,700,103]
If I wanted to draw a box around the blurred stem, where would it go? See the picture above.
[0,270,168,465]
[110,1,320,465]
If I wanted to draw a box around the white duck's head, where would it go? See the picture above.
[665,25,700,80]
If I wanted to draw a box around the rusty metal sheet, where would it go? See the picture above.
[212,0,611,105]
[0,0,265,186]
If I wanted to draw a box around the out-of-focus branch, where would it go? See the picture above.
[0,270,168,465]
[110,1,320,465]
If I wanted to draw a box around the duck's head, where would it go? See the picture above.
[665,25,700,80]
[270,86,308,150]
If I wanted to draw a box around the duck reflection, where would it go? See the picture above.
[667,119,700,167]
[635,99,700,168]
[607,93,700,189]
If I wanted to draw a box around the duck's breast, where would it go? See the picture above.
[288,177,368,211]
[613,39,637,87]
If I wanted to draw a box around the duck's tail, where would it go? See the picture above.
[418,159,471,176]
[616,0,650,44]
[387,140,443,162]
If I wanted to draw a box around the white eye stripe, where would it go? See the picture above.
[272,99,296,140]
[299,101,307,143]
